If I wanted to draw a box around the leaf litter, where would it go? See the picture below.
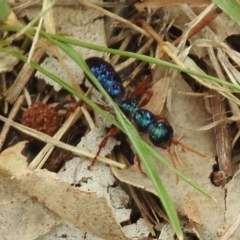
[0,142,133,240]
[1,2,149,239]
[2,1,240,240]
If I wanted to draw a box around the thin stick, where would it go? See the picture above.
[0,95,25,151]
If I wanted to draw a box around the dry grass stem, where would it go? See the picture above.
[6,40,46,104]
[81,106,96,130]
[115,38,155,72]
[0,115,125,169]
[0,95,24,151]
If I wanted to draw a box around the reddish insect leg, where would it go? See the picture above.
[132,75,153,107]
[155,114,169,123]
[134,155,147,176]
[88,127,120,169]
[133,75,150,99]
[139,89,153,107]
[172,139,206,158]
[96,103,113,113]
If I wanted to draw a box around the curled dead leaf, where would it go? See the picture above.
[0,142,131,240]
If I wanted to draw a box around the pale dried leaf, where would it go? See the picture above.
[0,47,20,73]
[38,221,102,240]
[159,223,175,240]
[58,158,132,223]
[184,192,203,225]
[0,143,61,240]
[224,169,240,239]
[122,218,150,239]
[0,142,131,240]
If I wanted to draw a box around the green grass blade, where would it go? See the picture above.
[0,25,239,92]
[212,0,240,25]
[39,31,240,92]
[0,0,11,22]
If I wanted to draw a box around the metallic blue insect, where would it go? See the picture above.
[86,57,174,148]
[119,98,173,149]
[86,57,125,102]
[85,57,205,170]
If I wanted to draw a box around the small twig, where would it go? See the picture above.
[111,34,133,66]
[220,213,240,240]
[174,5,221,45]
[5,40,46,104]
[0,95,25,151]
[1,74,8,115]
[81,106,96,130]
[114,38,155,72]
[211,89,232,177]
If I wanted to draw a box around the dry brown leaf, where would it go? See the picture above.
[0,142,131,240]
[184,192,203,225]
